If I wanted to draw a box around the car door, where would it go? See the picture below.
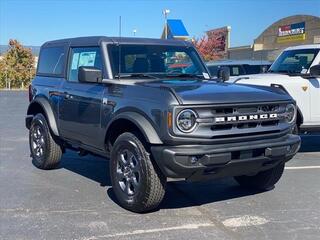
[59,47,105,149]
[309,75,320,124]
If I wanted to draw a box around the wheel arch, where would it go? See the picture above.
[27,97,60,136]
[105,112,163,150]
[296,106,303,126]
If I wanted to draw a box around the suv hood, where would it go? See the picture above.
[142,79,291,105]
[228,73,297,84]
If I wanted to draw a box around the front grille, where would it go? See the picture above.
[209,104,283,131]
[173,102,290,141]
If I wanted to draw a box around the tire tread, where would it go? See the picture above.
[30,114,62,170]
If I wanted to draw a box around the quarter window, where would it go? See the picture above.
[68,47,102,82]
[37,46,65,75]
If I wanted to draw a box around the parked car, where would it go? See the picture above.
[229,45,320,133]
[26,36,300,213]
[207,60,272,79]
[167,63,190,73]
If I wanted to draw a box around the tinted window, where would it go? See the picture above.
[207,66,219,76]
[269,49,319,74]
[68,47,102,82]
[227,65,245,76]
[208,65,247,77]
[243,64,271,74]
[37,47,65,75]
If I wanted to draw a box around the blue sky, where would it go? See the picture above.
[0,0,319,47]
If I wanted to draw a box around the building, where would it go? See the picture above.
[228,15,320,61]
[161,19,189,40]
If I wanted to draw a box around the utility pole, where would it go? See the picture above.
[163,9,170,39]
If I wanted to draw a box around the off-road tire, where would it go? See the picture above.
[29,113,62,169]
[110,132,166,213]
[234,163,285,190]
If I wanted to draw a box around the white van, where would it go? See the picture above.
[229,45,320,132]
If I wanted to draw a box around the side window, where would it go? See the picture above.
[68,47,102,82]
[231,66,240,76]
[37,46,65,75]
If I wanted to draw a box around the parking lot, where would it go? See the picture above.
[0,91,320,240]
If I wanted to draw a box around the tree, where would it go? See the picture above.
[0,39,35,89]
[0,60,6,88]
[193,28,228,61]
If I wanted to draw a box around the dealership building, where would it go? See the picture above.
[228,15,320,61]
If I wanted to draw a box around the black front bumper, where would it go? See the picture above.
[151,134,301,181]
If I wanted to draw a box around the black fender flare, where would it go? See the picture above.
[27,97,60,136]
[106,112,163,144]
[296,106,304,125]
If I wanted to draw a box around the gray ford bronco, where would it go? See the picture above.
[26,36,301,213]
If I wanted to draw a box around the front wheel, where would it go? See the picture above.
[110,132,166,213]
[234,163,285,190]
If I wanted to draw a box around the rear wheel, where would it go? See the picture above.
[110,132,166,213]
[29,113,62,169]
[234,163,285,190]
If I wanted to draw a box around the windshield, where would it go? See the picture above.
[108,44,209,79]
[269,49,319,74]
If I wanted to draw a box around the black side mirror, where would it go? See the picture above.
[217,67,230,81]
[310,64,320,77]
[78,66,102,83]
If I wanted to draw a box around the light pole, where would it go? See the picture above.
[133,29,137,37]
[163,9,170,39]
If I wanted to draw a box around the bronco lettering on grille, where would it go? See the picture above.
[215,113,278,123]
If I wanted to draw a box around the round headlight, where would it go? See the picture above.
[285,104,296,124]
[176,109,197,133]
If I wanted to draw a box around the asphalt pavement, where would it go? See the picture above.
[1,91,320,240]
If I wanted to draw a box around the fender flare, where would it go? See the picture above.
[27,97,60,136]
[296,106,304,125]
[106,112,163,144]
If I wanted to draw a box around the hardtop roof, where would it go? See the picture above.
[42,36,193,48]
[206,59,272,66]
[284,44,320,51]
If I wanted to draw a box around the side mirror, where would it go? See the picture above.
[309,64,320,77]
[217,67,230,81]
[78,66,102,83]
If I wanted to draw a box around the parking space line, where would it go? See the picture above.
[285,166,320,170]
[83,223,214,239]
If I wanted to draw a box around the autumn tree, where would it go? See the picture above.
[0,60,6,88]
[0,39,35,89]
[193,27,229,61]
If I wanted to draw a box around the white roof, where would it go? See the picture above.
[206,59,272,66]
[284,44,320,51]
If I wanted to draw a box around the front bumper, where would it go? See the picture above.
[151,134,301,181]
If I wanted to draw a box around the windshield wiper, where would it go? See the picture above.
[116,73,159,79]
[165,73,204,79]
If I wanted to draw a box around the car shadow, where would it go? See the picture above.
[57,135,320,212]
[160,179,263,210]
[59,150,111,187]
[57,150,264,211]
[107,178,263,211]
[299,134,320,152]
